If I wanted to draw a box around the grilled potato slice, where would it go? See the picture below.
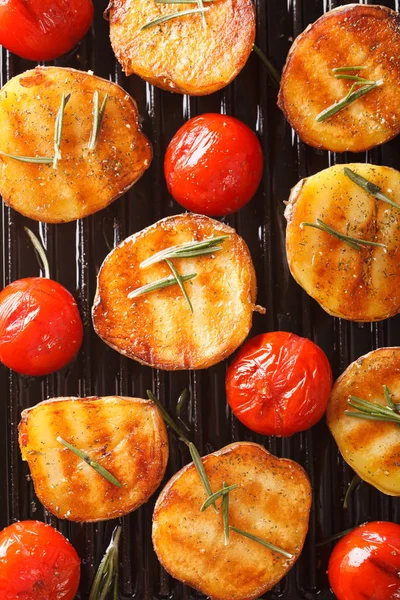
[0,67,152,222]
[278,5,400,152]
[107,0,255,95]
[285,163,400,322]
[327,348,400,496]
[92,213,259,370]
[19,396,168,522]
[153,442,311,600]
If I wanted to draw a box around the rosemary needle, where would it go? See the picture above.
[0,151,53,164]
[345,385,400,425]
[89,526,121,600]
[301,219,387,252]
[316,79,383,123]
[252,44,281,86]
[189,443,218,512]
[343,474,362,509]
[141,7,210,30]
[57,436,122,487]
[332,66,368,72]
[128,272,196,299]
[140,236,228,268]
[165,258,193,312]
[229,526,294,559]
[222,482,230,545]
[89,91,109,150]
[24,227,50,279]
[343,167,400,210]
[53,93,71,169]
[200,483,238,512]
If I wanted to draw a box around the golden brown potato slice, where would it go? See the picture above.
[92,213,259,370]
[327,348,400,496]
[278,5,400,152]
[153,442,311,600]
[19,396,168,522]
[107,0,255,95]
[285,163,400,322]
[0,67,152,222]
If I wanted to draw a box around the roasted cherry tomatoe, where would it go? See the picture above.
[0,520,81,599]
[164,114,263,216]
[328,522,400,600]
[0,0,94,61]
[226,331,333,437]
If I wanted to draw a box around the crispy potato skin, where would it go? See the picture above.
[285,163,400,322]
[18,396,168,522]
[152,442,311,600]
[92,213,258,370]
[327,348,400,496]
[0,67,152,222]
[108,0,255,95]
[278,4,400,152]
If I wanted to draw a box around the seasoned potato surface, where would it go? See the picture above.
[327,348,400,496]
[19,396,168,521]
[108,0,255,95]
[92,213,258,370]
[0,67,152,222]
[153,442,311,600]
[278,4,400,152]
[285,163,400,322]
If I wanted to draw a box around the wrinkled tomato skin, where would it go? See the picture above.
[0,0,94,61]
[226,331,333,437]
[0,520,80,599]
[164,113,263,216]
[328,522,400,600]
[0,277,83,376]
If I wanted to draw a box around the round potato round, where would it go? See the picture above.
[152,442,311,600]
[108,0,255,95]
[92,213,259,370]
[278,5,400,153]
[0,67,152,222]
[327,348,400,496]
[285,163,400,322]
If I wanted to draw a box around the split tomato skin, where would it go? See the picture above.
[0,520,80,599]
[226,331,333,437]
[164,113,263,216]
[0,0,94,61]
[0,277,83,376]
[328,522,400,600]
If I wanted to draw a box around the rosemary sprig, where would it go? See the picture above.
[345,385,400,425]
[316,79,383,123]
[128,272,196,299]
[141,7,210,30]
[316,527,355,547]
[222,482,230,546]
[332,66,367,73]
[343,474,362,509]
[343,167,399,210]
[89,526,121,600]
[25,227,50,279]
[200,483,238,512]
[89,91,109,150]
[189,442,217,511]
[176,388,190,432]
[0,151,53,164]
[301,218,387,252]
[53,93,71,169]
[140,235,228,268]
[334,75,375,83]
[229,526,294,559]
[166,259,193,312]
[253,44,281,86]
[57,436,122,487]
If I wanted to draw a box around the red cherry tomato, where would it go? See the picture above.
[164,113,263,216]
[0,520,80,599]
[0,277,83,376]
[226,331,333,437]
[328,521,400,600]
[0,0,94,61]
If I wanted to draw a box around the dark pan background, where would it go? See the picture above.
[1,0,400,598]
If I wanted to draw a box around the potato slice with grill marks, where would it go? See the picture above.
[19,396,168,522]
[0,66,152,222]
[152,442,311,600]
[285,163,400,322]
[92,213,259,370]
[327,347,400,496]
[278,4,400,153]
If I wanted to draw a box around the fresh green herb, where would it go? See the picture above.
[316,527,355,547]
[189,442,218,512]
[229,526,294,559]
[166,259,193,312]
[345,385,400,425]
[332,66,367,73]
[89,91,109,150]
[301,218,387,252]
[89,526,121,600]
[334,74,376,83]
[53,93,71,169]
[0,151,53,164]
[200,483,238,512]
[24,227,50,279]
[128,272,196,299]
[147,390,190,443]
[141,7,210,30]
[252,44,281,86]
[316,79,383,123]
[343,474,362,509]
[140,236,228,268]
[176,388,188,419]
[57,436,122,487]
[343,167,399,210]
[222,482,230,546]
